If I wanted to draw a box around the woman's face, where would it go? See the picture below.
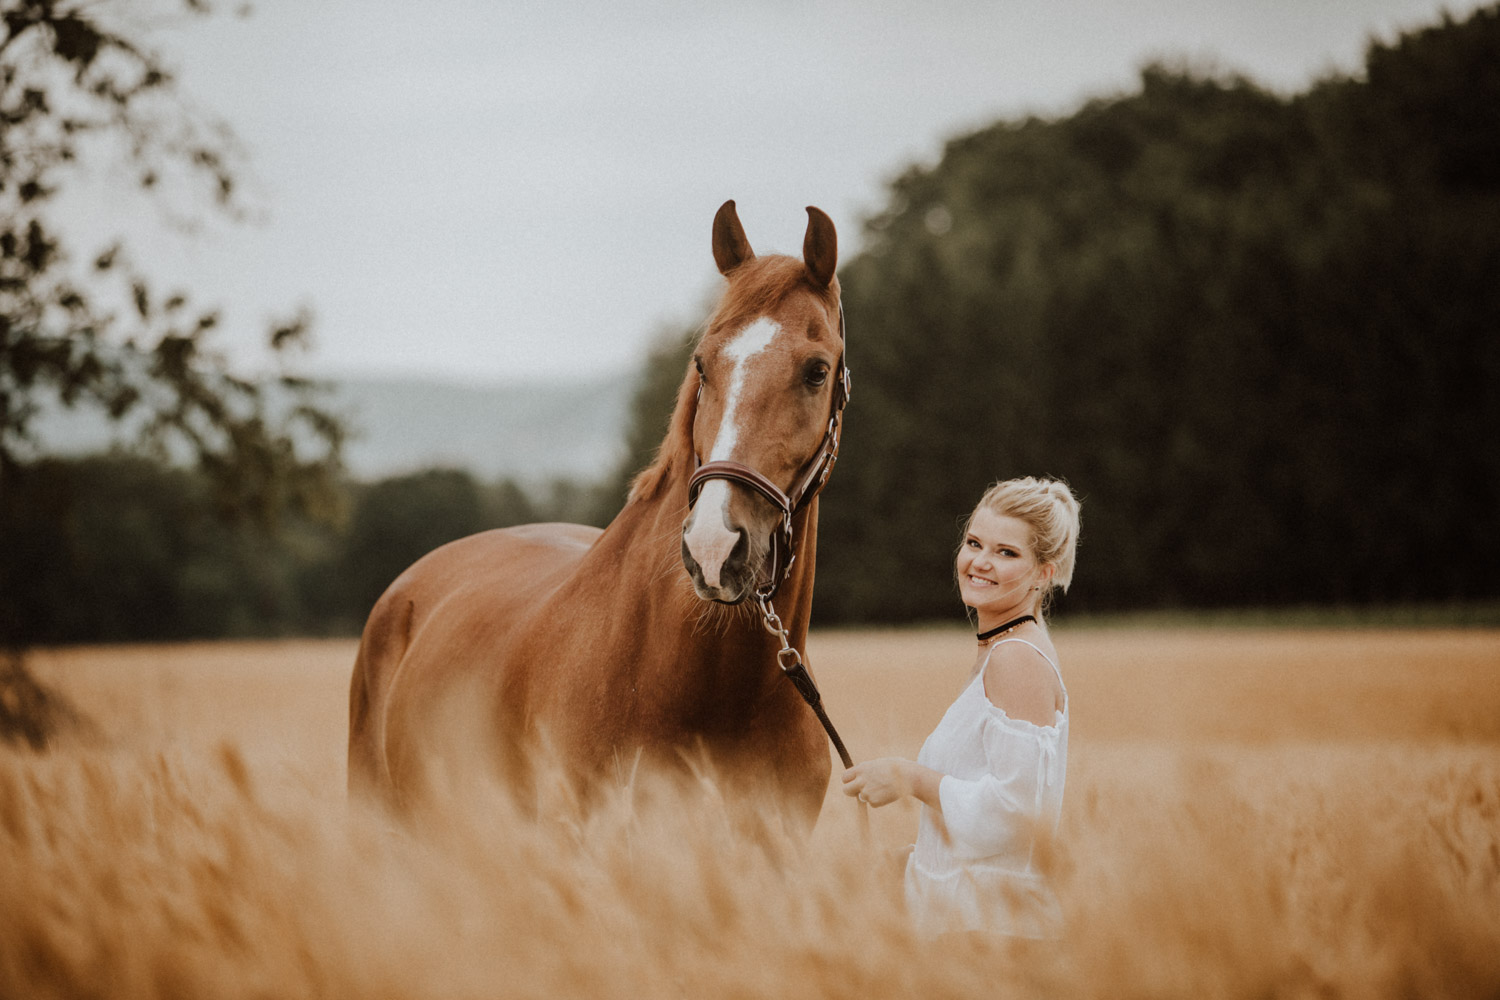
[956,508,1048,621]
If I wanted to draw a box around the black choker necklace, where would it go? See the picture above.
[976,614,1036,643]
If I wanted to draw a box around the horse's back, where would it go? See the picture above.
[392,521,597,596]
[347,522,601,800]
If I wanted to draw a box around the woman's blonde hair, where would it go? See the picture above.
[966,477,1081,596]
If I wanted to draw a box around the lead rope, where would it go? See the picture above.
[755,592,869,834]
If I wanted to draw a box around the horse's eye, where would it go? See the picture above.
[694,358,706,383]
[804,364,829,388]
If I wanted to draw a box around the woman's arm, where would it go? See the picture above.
[841,757,946,811]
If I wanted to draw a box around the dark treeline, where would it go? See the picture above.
[813,6,1499,620]
[610,5,1500,622]
[811,5,1500,620]
[0,456,605,644]
[7,5,1498,643]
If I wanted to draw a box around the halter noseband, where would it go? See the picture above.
[685,302,851,601]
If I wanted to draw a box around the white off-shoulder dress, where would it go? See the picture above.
[904,637,1068,938]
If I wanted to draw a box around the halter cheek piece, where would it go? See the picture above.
[685,303,851,602]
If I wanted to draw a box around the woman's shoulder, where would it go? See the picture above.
[980,636,1064,727]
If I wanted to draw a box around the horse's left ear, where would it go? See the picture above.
[803,206,837,289]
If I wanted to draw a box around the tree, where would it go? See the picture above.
[0,0,345,742]
[0,0,343,523]
[813,5,1500,621]
[336,468,489,621]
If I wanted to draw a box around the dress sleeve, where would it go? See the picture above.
[936,715,1058,860]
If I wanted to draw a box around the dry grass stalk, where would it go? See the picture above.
[2,629,1496,999]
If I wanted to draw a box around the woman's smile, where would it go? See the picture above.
[956,508,1044,624]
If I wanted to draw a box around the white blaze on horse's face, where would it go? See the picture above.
[681,316,783,596]
[706,317,780,465]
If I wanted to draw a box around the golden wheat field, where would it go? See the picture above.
[5,626,1500,999]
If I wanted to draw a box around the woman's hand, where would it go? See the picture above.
[841,757,917,807]
[843,758,946,811]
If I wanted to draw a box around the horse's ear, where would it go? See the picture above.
[712,200,755,275]
[803,206,837,288]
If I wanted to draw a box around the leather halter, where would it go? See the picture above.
[685,302,851,601]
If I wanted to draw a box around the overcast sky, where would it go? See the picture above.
[65,0,1484,385]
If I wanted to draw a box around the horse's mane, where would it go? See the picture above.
[627,255,840,505]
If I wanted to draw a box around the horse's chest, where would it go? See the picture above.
[558,672,810,762]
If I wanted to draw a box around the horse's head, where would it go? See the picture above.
[679,200,847,605]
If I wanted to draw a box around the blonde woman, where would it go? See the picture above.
[842,477,1081,937]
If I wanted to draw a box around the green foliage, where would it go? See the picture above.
[0,0,346,673]
[1,455,286,643]
[809,4,1500,621]
[0,0,344,619]
[336,469,489,621]
[0,456,578,643]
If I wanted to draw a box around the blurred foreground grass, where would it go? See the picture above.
[3,627,1498,999]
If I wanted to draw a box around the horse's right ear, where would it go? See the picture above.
[712,200,755,275]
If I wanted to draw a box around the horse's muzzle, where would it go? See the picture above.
[680,528,755,604]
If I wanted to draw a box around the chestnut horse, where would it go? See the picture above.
[348,201,849,826]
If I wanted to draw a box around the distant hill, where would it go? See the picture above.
[33,374,632,484]
[328,375,630,482]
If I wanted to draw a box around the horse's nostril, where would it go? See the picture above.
[729,529,748,565]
